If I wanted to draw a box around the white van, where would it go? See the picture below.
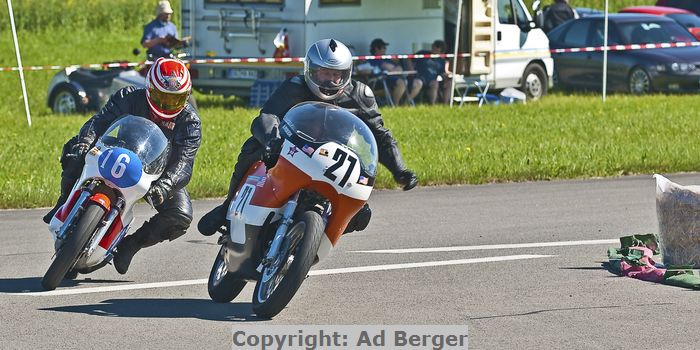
[181,0,553,100]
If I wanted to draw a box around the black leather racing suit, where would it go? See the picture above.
[58,86,201,247]
[224,75,411,202]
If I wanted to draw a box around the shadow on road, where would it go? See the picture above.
[0,277,127,293]
[40,298,264,322]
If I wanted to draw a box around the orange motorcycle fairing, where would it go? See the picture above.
[249,156,366,246]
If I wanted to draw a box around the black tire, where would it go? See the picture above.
[208,245,247,303]
[252,211,324,318]
[521,64,548,100]
[41,203,104,291]
[628,67,651,94]
[65,269,79,280]
[49,83,85,114]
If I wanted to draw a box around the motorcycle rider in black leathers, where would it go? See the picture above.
[198,38,418,236]
[43,57,202,275]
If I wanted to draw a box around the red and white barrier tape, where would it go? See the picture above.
[550,40,700,53]
[3,42,700,72]
[0,53,471,72]
[0,61,143,72]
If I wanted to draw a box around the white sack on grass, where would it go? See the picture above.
[654,174,700,268]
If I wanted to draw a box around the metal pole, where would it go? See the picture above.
[449,0,464,107]
[602,0,609,103]
[7,0,32,126]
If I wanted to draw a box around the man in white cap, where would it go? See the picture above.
[141,1,185,59]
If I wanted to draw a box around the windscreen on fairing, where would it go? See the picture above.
[98,115,171,175]
[280,102,379,177]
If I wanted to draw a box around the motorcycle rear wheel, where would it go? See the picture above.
[208,245,247,302]
[252,211,324,318]
[41,203,104,291]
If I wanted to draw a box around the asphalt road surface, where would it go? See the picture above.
[2,174,700,349]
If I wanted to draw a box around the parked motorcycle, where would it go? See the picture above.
[43,115,170,290]
[207,102,378,318]
[47,50,194,115]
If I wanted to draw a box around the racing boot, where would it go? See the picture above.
[394,169,418,191]
[43,202,63,225]
[198,172,243,236]
[112,236,142,275]
[197,202,229,236]
[42,175,77,224]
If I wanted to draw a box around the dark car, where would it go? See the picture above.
[620,6,700,40]
[548,14,700,93]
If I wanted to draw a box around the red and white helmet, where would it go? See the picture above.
[146,57,192,120]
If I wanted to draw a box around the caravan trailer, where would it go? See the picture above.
[181,0,553,100]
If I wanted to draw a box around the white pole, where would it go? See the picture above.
[602,0,608,103]
[449,0,463,107]
[7,0,32,127]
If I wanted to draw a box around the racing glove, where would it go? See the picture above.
[146,182,168,207]
[62,142,91,171]
[262,135,283,170]
[68,142,90,159]
[394,169,418,191]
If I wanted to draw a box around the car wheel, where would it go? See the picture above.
[628,68,651,94]
[49,84,85,114]
[521,64,548,100]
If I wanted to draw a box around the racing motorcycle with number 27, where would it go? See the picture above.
[207,102,378,318]
[43,115,170,290]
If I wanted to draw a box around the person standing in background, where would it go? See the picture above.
[142,1,187,59]
[543,0,577,33]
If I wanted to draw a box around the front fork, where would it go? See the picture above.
[56,181,98,241]
[260,191,300,268]
[85,197,124,257]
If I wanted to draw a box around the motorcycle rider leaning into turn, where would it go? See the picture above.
[43,57,202,275]
[198,38,418,237]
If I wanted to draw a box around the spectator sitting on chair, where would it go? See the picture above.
[141,1,188,60]
[367,38,421,105]
[411,40,452,105]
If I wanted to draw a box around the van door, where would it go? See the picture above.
[494,0,536,87]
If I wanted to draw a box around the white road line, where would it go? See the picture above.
[307,254,553,275]
[18,279,208,297]
[350,239,619,254]
[7,254,553,296]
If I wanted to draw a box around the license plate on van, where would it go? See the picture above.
[227,69,257,80]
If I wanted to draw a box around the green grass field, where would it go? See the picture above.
[4,93,700,208]
[4,0,695,209]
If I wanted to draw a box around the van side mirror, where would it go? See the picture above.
[519,21,532,32]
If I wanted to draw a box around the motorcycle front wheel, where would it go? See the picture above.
[42,203,105,290]
[208,245,247,303]
[252,211,324,318]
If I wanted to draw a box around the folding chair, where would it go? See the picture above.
[452,74,490,107]
[366,74,395,107]
[368,71,417,107]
